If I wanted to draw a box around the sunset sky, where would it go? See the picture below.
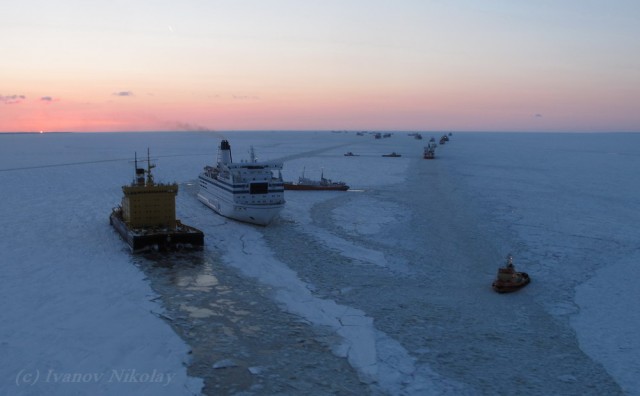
[2,0,639,132]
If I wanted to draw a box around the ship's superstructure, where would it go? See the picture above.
[197,140,285,225]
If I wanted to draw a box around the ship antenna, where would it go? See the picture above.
[146,148,155,186]
[134,152,138,185]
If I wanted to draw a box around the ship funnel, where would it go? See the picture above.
[219,140,233,164]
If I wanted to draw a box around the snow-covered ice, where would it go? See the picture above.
[1,131,638,395]
[0,133,205,395]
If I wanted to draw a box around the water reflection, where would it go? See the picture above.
[131,249,368,395]
[180,304,216,319]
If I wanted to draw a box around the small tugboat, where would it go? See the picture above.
[414,133,423,140]
[382,152,402,157]
[439,135,448,145]
[344,152,359,156]
[492,254,530,293]
[110,151,204,253]
[284,169,349,191]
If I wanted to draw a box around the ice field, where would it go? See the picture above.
[1,131,638,395]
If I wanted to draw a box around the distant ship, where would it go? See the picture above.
[110,151,204,252]
[344,152,359,156]
[424,138,437,159]
[382,152,402,157]
[198,140,285,225]
[284,169,349,191]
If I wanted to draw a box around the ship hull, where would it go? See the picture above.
[197,190,283,226]
[110,209,204,253]
[492,272,531,293]
[283,183,349,191]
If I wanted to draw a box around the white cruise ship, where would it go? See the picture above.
[197,140,285,225]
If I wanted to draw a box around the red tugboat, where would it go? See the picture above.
[284,169,349,191]
[492,254,531,293]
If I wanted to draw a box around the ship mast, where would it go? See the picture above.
[132,149,156,186]
[146,148,155,186]
[134,152,146,186]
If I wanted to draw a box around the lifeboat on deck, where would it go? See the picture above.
[492,254,530,293]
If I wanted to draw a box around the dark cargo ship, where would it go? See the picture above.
[110,151,204,252]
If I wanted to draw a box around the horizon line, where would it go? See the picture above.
[1,129,639,135]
